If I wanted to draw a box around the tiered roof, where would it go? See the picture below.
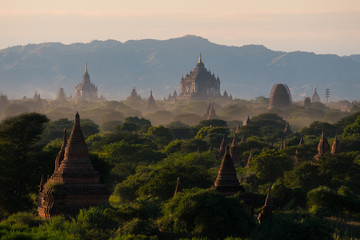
[213,147,244,195]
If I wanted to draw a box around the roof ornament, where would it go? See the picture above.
[198,52,202,64]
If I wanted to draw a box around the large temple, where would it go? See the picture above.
[74,63,98,101]
[268,83,292,109]
[179,54,221,99]
[37,112,109,218]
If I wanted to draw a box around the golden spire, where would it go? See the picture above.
[198,53,202,64]
[85,62,88,73]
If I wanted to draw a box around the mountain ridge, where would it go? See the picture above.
[0,35,359,101]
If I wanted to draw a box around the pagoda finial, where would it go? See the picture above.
[85,62,88,73]
[198,52,202,64]
[75,111,80,126]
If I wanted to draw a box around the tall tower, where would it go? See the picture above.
[74,63,98,101]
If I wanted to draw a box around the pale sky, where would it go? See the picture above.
[1,0,360,55]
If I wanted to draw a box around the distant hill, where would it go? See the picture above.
[0,35,359,101]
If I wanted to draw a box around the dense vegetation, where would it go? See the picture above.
[0,98,360,239]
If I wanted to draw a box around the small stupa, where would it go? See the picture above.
[331,135,341,154]
[146,90,158,111]
[230,134,241,163]
[315,128,330,159]
[37,112,109,218]
[213,146,244,195]
[258,187,274,224]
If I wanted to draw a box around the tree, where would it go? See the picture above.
[250,149,292,183]
[158,188,255,239]
[0,113,49,216]
[146,125,173,148]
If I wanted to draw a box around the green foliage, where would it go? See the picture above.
[114,152,216,202]
[283,162,321,191]
[146,125,173,148]
[251,212,332,240]
[197,119,227,128]
[343,115,360,138]
[300,121,337,137]
[158,188,255,239]
[307,186,341,216]
[250,149,293,183]
[0,113,49,216]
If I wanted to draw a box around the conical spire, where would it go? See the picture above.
[245,149,253,168]
[316,128,330,158]
[231,133,237,147]
[258,187,274,224]
[39,174,45,192]
[198,53,202,64]
[244,115,251,126]
[219,135,227,155]
[284,122,292,135]
[85,62,88,73]
[331,135,341,154]
[54,129,67,171]
[173,177,181,197]
[240,134,245,143]
[213,146,243,195]
[53,112,99,183]
[299,135,304,145]
[146,90,158,111]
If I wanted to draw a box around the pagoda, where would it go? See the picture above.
[146,90,158,111]
[258,188,274,224]
[315,128,330,159]
[204,102,217,120]
[74,63,98,101]
[37,112,109,218]
[331,135,341,154]
[179,53,221,99]
[311,86,321,103]
[213,147,244,196]
[230,134,241,163]
[268,83,292,110]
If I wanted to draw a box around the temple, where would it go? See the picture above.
[74,63,98,101]
[331,135,340,154]
[311,86,321,103]
[146,90,158,111]
[55,88,67,102]
[219,135,227,156]
[230,134,241,164]
[204,102,217,120]
[213,147,244,195]
[37,112,109,218]
[315,128,330,159]
[258,188,274,224]
[268,83,292,109]
[179,54,221,99]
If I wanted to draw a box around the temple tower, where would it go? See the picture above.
[315,128,330,159]
[179,53,221,99]
[230,134,241,163]
[311,86,321,103]
[74,63,98,101]
[331,135,341,154]
[213,147,244,196]
[146,90,158,111]
[258,188,274,224]
[37,112,109,218]
[268,83,292,109]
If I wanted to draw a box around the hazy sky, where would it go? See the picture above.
[1,0,360,55]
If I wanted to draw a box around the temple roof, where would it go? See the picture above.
[146,90,158,110]
[213,146,243,195]
[54,129,67,171]
[52,112,99,183]
[258,187,274,224]
[76,63,98,92]
[331,135,341,154]
[316,128,330,157]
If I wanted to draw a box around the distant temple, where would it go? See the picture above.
[258,188,274,224]
[303,97,311,107]
[127,87,142,102]
[315,128,330,159]
[331,135,340,154]
[213,146,244,195]
[203,102,217,120]
[55,88,67,102]
[37,112,109,218]
[146,90,158,111]
[268,83,292,109]
[311,86,321,103]
[179,54,221,99]
[74,63,98,101]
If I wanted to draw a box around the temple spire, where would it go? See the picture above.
[198,52,202,64]
[213,146,244,195]
[258,187,274,224]
[85,62,88,73]
[315,128,330,158]
[54,129,67,171]
[245,149,253,168]
[331,134,341,154]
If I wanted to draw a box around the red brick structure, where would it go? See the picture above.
[37,112,109,218]
[213,147,244,196]
[315,128,330,159]
[331,135,341,154]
